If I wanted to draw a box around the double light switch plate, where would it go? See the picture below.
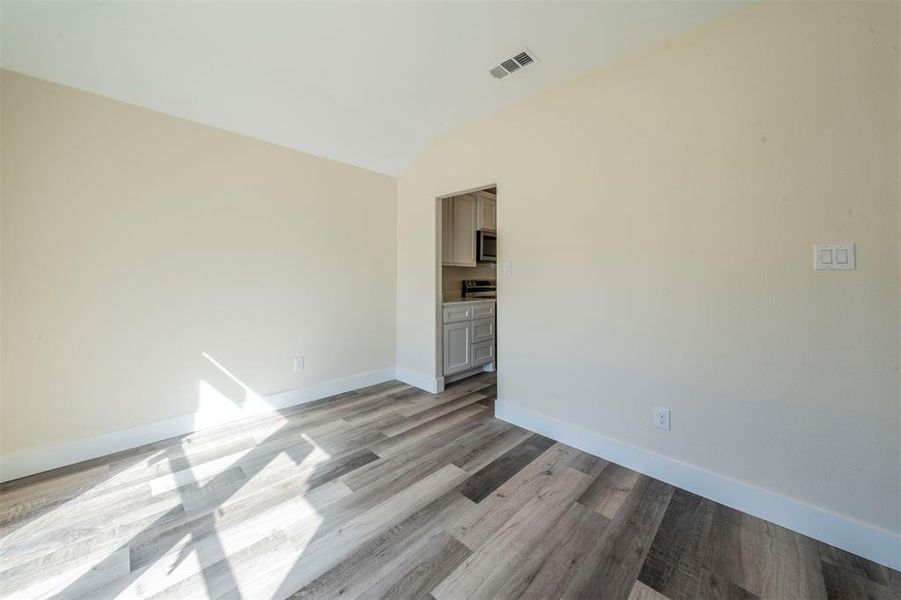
[813,243,855,271]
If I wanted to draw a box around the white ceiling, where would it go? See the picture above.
[1,1,742,176]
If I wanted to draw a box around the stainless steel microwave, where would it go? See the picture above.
[477,230,497,263]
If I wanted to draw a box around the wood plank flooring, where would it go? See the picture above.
[0,373,897,599]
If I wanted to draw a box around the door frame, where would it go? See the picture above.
[435,183,498,388]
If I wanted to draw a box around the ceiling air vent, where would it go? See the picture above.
[513,52,533,67]
[500,58,520,74]
[490,49,538,79]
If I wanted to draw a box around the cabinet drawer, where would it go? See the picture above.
[471,302,495,320]
[471,317,495,343]
[472,340,495,367]
[443,304,472,323]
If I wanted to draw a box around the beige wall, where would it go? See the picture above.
[1,70,397,457]
[396,1,900,534]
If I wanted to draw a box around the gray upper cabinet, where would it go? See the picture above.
[442,194,477,267]
[442,196,454,265]
[477,192,496,231]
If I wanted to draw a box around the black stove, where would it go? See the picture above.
[462,279,496,299]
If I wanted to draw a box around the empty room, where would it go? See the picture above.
[1,1,899,598]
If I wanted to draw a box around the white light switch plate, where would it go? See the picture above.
[814,243,855,271]
[654,407,671,431]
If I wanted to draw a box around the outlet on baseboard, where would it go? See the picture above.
[293,357,305,372]
[654,407,671,431]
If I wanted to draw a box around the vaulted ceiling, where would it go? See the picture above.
[1,2,742,175]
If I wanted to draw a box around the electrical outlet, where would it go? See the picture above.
[654,407,671,431]
[293,357,305,372]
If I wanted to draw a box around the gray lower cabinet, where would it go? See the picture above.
[443,321,472,375]
[442,300,495,377]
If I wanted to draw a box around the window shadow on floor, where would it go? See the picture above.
[1,377,407,599]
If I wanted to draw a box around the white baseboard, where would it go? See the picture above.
[395,367,444,393]
[0,367,397,483]
[495,399,901,571]
[264,367,397,413]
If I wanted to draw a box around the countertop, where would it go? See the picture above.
[442,297,497,305]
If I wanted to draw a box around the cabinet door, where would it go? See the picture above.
[443,321,472,375]
[478,195,497,231]
[452,194,477,267]
[441,197,454,266]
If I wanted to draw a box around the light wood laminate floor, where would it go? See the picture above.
[1,374,898,599]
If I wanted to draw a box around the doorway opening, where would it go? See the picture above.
[436,184,498,389]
